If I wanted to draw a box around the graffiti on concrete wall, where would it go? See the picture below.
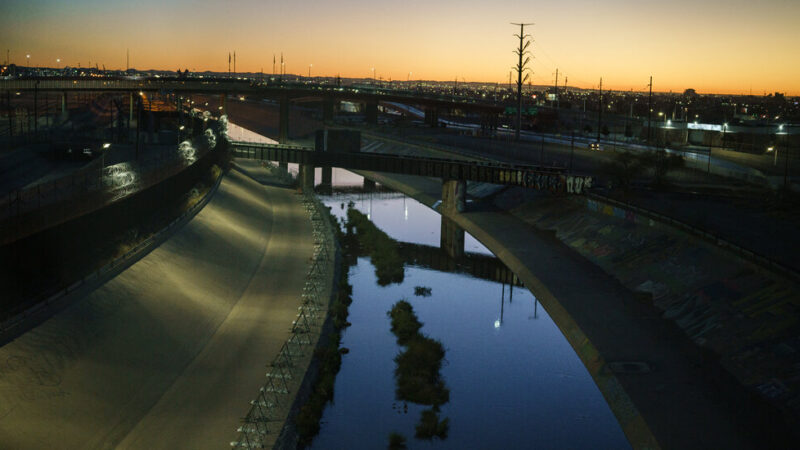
[521,172,592,194]
[565,176,593,194]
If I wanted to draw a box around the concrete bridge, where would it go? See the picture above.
[1,77,502,142]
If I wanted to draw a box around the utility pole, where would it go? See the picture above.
[126,48,129,71]
[596,77,602,143]
[233,51,236,77]
[228,52,231,77]
[273,54,276,77]
[511,22,533,141]
[647,76,653,146]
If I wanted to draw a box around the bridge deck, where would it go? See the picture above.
[231,141,591,192]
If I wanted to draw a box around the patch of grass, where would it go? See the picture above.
[388,300,450,441]
[388,432,407,449]
[344,207,404,285]
[394,336,449,406]
[388,300,423,345]
[415,409,449,440]
[414,286,432,297]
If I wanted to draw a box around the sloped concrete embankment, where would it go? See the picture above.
[502,190,800,438]
[0,167,314,449]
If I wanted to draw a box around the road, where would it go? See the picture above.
[0,166,313,449]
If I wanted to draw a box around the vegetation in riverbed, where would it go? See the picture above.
[389,300,422,345]
[343,205,404,285]
[295,207,353,448]
[415,408,450,440]
[388,432,408,449]
[387,300,450,442]
[414,286,432,297]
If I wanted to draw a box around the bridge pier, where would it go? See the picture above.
[365,102,378,125]
[363,177,377,191]
[323,98,336,124]
[320,166,333,194]
[299,164,315,192]
[440,216,465,259]
[424,107,439,127]
[279,95,290,144]
[441,178,466,215]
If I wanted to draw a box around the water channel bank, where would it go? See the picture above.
[355,170,776,449]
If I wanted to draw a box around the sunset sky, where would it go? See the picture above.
[2,0,798,95]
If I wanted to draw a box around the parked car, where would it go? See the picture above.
[589,142,603,151]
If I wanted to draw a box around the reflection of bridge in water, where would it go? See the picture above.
[397,242,524,287]
[348,232,523,287]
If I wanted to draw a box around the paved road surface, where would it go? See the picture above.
[0,167,312,449]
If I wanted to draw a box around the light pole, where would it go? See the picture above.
[371,67,375,82]
[308,64,312,79]
[722,122,728,151]
[777,124,789,189]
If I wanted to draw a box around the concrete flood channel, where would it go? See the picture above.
[300,167,629,449]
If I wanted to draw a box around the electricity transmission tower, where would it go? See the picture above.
[511,22,533,141]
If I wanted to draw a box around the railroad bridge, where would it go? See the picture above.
[230,138,593,258]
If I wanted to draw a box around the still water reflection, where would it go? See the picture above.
[310,171,629,449]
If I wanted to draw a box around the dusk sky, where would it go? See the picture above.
[2,0,798,95]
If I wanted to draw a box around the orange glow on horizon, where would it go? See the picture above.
[2,0,798,96]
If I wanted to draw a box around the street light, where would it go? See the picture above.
[722,122,728,150]
[777,124,789,189]
[101,143,111,168]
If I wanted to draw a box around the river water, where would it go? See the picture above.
[308,168,630,449]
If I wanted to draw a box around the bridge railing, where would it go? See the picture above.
[229,141,594,194]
